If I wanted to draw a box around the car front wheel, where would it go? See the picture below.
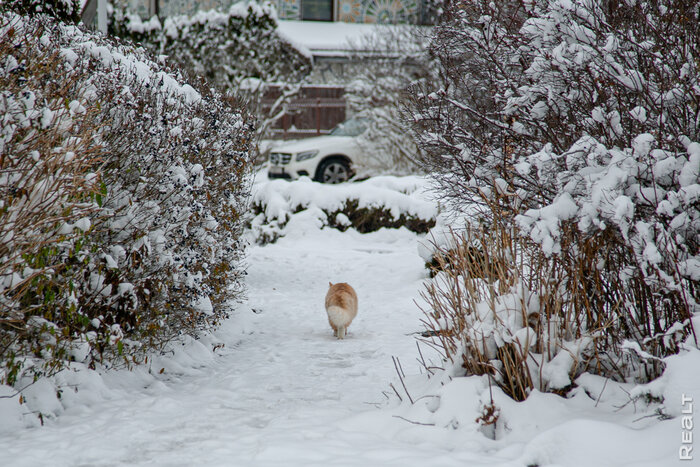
[315,158,351,184]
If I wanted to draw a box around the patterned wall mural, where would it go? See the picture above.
[119,0,421,24]
[276,0,302,20]
[339,0,419,23]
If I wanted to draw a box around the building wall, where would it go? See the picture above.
[159,0,231,17]
[117,0,233,18]
[117,0,421,23]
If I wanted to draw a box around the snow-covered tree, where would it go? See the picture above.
[344,25,436,175]
[411,0,699,398]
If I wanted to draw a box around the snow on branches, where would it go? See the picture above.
[411,0,699,397]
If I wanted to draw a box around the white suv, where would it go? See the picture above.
[267,118,367,184]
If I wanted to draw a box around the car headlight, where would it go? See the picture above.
[296,150,319,162]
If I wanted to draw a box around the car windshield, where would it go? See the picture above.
[329,118,368,137]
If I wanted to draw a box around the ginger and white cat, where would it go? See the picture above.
[325,282,358,339]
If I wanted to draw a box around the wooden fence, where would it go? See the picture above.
[261,86,346,139]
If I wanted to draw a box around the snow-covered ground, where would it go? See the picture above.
[0,176,695,466]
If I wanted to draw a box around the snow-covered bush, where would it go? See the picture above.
[0,12,253,385]
[248,176,436,244]
[0,13,102,384]
[8,0,82,23]
[110,2,312,140]
[410,0,699,398]
[516,136,698,352]
[421,222,621,401]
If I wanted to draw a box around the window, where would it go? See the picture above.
[302,0,333,21]
[329,118,368,137]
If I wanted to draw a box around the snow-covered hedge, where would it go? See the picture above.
[0,12,253,385]
[248,176,437,244]
[110,2,312,139]
[410,0,699,400]
[8,0,82,23]
[111,2,311,87]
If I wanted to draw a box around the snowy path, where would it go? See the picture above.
[1,185,688,467]
[0,227,483,467]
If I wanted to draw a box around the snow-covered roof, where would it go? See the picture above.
[276,20,391,58]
